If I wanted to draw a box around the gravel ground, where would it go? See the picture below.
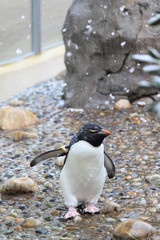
[0,78,160,240]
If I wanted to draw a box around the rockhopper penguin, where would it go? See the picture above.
[30,123,115,219]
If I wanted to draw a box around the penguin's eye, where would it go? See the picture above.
[90,129,98,133]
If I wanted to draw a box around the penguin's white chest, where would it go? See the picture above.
[60,141,106,206]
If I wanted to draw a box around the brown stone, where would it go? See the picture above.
[50,210,60,216]
[0,106,39,130]
[114,99,131,110]
[1,177,39,194]
[103,201,122,213]
[2,216,15,221]
[114,219,155,239]
[12,131,38,141]
[14,226,23,232]
[0,207,6,213]
[21,218,44,228]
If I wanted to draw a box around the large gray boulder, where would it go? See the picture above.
[62,0,160,108]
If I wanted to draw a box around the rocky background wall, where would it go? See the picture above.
[62,0,160,108]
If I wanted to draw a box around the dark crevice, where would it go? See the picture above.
[97,4,144,97]
[137,2,149,10]
[129,92,158,103]
[98,49,132,78]
[139,8,143,16]
[105,70,112,75]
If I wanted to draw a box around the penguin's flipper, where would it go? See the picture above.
[30,145,69,167]
[104,151,115,179]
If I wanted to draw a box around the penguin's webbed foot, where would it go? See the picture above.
[65,206,80,219]
[84,204,100,214]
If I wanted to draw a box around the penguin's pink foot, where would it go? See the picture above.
[84,204,100,213]
[65,206,80,219]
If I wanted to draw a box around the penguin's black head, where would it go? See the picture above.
[71,123,110,147]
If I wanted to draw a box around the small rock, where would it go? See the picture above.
[0,207,7,213]
[114,219,155,239]
[1,177,39,194]
[2,216,15,222]
[19,204,28,210]
[133,178,141,182]
[56,156,65,167]
[9,211,18,217]
[149,198,158,206]
[12,131,38,141]
[35,229,48,234]
[46,202,52,208]
[42,188,50,193]
[124,175,133,180]
[51,226,63,231]
[103,201,122,213]
[114,99,131,110]
[37,194,46,200]
[14,218,24,223]
[74,215,82,223]
[21,217,45,228]
[37,179,45,184]
[8,99,24,106]
[29,172,39,178]
[50,210,60,216]
[44,181,53,188]
[14,226,23,232]
[133,97,153,106]
[138,198,147,206]
[0,106,39,130]
[45,174,53,179]
[0,201,7,204]
[139,216,150,221]
[149,207,156,213]
[44,216,51,221]
[106,217,116,223]
[152,93,160,101]
[35,202,42,207]
[156,215,160,222]
[4,230,14,235]
[156,203,160,210]
[145,174,160,186]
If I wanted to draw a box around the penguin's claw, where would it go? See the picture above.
[84,204,100,214]
[65,206,80,219]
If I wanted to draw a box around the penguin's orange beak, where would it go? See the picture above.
[99,129,111,136]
